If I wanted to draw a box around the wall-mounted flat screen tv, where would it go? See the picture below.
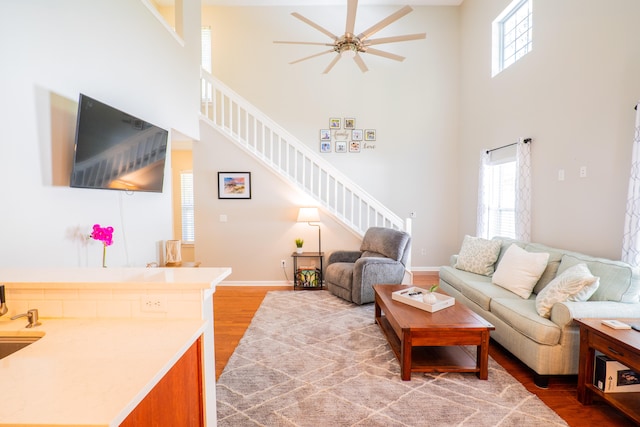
[70,94,168,193]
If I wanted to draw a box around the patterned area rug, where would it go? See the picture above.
[216,290,568,426]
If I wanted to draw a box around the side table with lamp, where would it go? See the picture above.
[294,207,324,289]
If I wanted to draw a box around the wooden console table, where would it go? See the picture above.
[575,318,640,424]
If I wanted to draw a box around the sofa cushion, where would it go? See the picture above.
[439,266,519,311]
[490,298,561,346]
[525,243,564,294]
[493,238,563,294]
[492,244,550,299]
[461,280,524,311]
[454,235,501,276]
[535,263,600,318]
[558,254,640,303]
[440,265,492,293]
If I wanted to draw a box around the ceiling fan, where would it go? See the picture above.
[274,0,426,74]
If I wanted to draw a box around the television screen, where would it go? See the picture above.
[70,94,168,193]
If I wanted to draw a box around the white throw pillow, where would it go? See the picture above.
[535,263,600,318]
[455,235,502,276]
[492,244,550,299]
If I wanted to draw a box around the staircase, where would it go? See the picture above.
[199,69,410,240]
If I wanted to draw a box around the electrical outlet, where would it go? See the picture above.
[579,166,587,178]
[141,295,167,313]
[280,259,286,268]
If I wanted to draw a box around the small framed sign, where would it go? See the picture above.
[218,172,251,199]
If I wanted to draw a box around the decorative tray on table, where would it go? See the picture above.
[391,286,455,313]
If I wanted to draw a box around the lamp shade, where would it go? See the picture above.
[297,207,320,223]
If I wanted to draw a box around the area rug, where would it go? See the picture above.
[216,290,568,427]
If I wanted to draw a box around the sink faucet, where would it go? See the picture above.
[0,285,7,317]
[11,309,40,328]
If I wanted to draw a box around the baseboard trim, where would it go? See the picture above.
[218,268,440,286]
[219,281,293,287]
[411,267,441,273]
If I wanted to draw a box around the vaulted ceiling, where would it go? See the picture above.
[193,1,463,6]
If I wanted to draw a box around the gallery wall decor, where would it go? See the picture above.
[218,172,252,199]
[319,117,376,153]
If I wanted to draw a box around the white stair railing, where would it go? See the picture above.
[199,69,409,239]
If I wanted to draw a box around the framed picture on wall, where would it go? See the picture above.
[335,141,347,153]
[350,141,361,153]
[218,172,251,199]
[320,129,331,141]
[344,118,355,129]
[330,118,341,129]
[352,129,363,141]
[365,129,376,141]
[320,141,332,153]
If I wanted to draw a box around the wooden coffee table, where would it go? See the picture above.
[373,284,495,381]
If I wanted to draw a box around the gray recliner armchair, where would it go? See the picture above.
[325,227,411,305]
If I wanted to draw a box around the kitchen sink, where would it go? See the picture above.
[0,332,45,359]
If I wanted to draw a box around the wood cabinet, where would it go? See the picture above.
[120,337,203,426]
[576,318,640,425]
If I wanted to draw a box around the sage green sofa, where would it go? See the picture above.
[439,237,640,387]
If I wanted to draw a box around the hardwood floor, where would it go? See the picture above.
[214,277,633,426]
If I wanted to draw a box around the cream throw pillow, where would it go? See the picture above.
[492,244,550,299]
[535,263,600,318]
[455,235,502,276]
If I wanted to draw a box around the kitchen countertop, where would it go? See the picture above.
[0,267,230,290]
[0,317,206,427]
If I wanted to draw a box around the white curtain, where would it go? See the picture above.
[476,140,531,241]
[622,102,640,265]
[476,151,491,239]
[515,141,532,242]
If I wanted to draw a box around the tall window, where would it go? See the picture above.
[492,0,532,77]
[201,26,212,73]
[201,26,212,101]
[181,171,195,243]
[486,160,517,239]
[477,142,532,241]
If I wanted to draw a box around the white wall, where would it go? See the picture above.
[197,5,461,279]
[0,0,201,268]
[459,0,640,259]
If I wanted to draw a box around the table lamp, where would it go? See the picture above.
[297,207,321,254]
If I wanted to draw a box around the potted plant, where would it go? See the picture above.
[295,238,304,254]
[422,284,439,305]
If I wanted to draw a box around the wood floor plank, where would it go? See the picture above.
[213,278,632,426]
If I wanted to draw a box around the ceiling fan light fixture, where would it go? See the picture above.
[275,1,425,73]
[340,44,357,59]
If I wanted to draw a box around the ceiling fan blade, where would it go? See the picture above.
[322,55,341,74]
[353,53,368,73]
[345,0,358,36]
[364,48,405,62]
[358,5,413,41]
[364,33,426,46]
[290,49,335,65]
[274,40,335,47]
[292,12,338,41]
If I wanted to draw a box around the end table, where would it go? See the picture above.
[291,252,324,289]
[575,318,640,424]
